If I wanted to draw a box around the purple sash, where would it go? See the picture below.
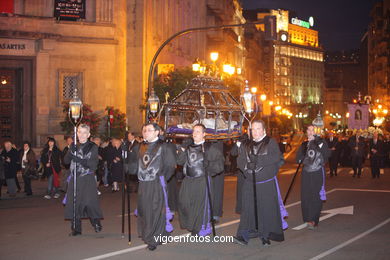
[256,176,288,230]
[199,176,212,236]
[159,175,174,233]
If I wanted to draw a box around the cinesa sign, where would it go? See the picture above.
[291,16,314,29]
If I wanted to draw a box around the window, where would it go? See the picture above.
[58,70,83,104]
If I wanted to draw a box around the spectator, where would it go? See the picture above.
[41,137,62,199]
[61,136,73,193]
[20,141,37,196]
[1,141,19,197]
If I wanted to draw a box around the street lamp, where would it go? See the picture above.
[192,59,200,72]
[210,52,219,62]
[148,89,160,115]
[260,94,267,102]
[68,88,83,236]
[241,80,255,115]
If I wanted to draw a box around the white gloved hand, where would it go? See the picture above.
[236,141,241,148]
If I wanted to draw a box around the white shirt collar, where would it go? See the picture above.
[253,134,266,142]
[194,140,205,145]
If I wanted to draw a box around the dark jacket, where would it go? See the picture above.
[348,136,367,158]
[19,149,37,171]
[1,148,19,179]
[40,147,62,175]
[124,140,140,175]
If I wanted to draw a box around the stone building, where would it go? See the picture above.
[367,0,390,105]
[0,0,245,146]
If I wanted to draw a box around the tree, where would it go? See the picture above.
[104,106,127,139]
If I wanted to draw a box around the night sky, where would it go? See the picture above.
[241,0,377,51]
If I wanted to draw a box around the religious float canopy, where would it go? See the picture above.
[159,76,244,139]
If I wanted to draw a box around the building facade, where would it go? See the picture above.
[367,0,390,106]
[0,0,245,146]
[245,9,324,128]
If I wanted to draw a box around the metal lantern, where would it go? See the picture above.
[148,89,160,114]
[69,89,83,123]
[312,111,324,135]
[241,80,255,114]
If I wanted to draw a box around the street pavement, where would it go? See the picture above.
[1,140,390,260]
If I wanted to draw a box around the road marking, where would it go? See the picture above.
[83,188,389,260]
[293,206,354,230]
[309,217,390,260]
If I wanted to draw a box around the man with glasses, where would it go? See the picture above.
[135,123,176,251]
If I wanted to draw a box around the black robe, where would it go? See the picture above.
[135,140,176,246]
[234,136,286,242]
[211,141,225,218]
[107,146,124,182]
[177,141,224,235]
[1,148,19,179]
[63,141,103,220]
[296,137,329,225]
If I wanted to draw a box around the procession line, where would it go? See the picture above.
[309,217,390,260]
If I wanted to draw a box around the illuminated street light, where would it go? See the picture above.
[250,87,257,94]
[260,94,267,101]
[210,52,219,62]
[192,59,200,72]
[241,80,255,114]
[148,89,160,114]
[237,68,242,75]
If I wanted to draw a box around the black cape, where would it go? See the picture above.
[296,137,329,225]
[177,142,224,235]
[135,140,176,246]
[235,136,285,242]
[64,141,103,220]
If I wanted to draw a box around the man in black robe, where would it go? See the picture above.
[64,124,103,236]
[135,123,176,251]
[326,132,341,177]
[296,125,329,230]
[177,124,224,236]
[124,131,140,193]
[233,120,287,246]
[369,132,384,178]
[348,133,367,178]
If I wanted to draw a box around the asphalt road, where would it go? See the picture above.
[1,140,390,260]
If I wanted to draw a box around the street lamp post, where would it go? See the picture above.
[240,80,260,232]
[145,17,276,122]
[68,89,83,234]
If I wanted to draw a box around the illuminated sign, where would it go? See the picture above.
[291,17,314,29]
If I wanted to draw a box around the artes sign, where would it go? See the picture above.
[347,104,369,130]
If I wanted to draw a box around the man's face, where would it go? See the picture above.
[93,137,101,146]
[306,126,315,138]
[48,140,55,148]
[23,143,29,151]
[112,138,121,148]
[77,127,90,143]
[192,126,205,143]
[66,137,73,145]
[251,122,265,140]
[373,132,378,139]
[127,133,135,142]
[4,142,11,151]
[142,125,159,142]
[329,132,334,139]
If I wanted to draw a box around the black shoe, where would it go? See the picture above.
[69,230,82,236]
[261,238,271,246]
[147,244,157,251]
[91,219,102,233]
[233,236,248,245]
